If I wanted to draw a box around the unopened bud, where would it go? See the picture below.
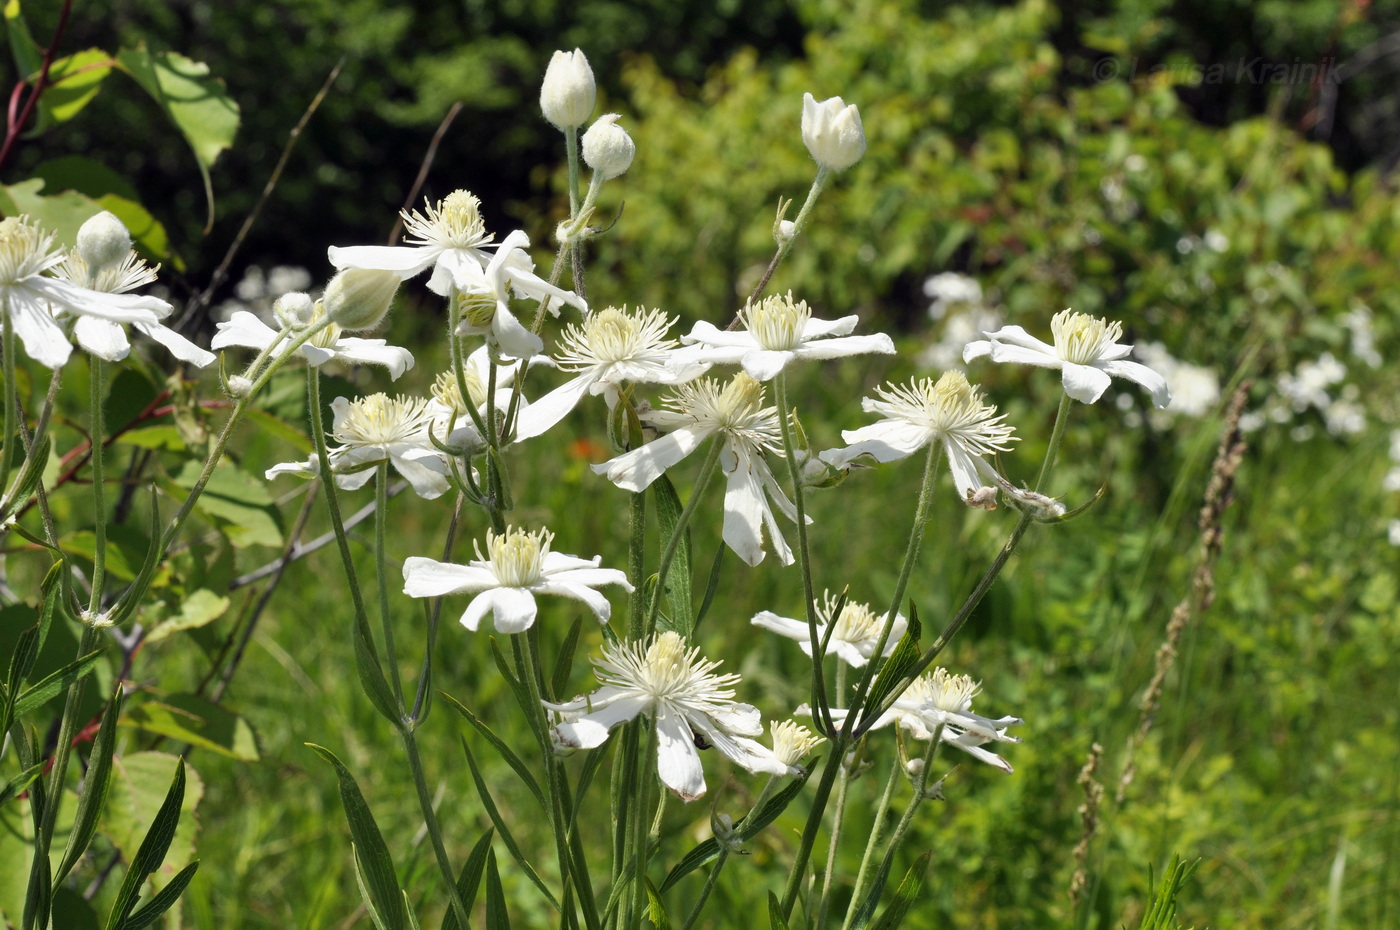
[323,268,399,331]
[582,114,635,181]
[226,375,253,398]
[75,211,132,272]
[775,220,796,243]
[965,486,998,510]
[540,48,596,131]
[801,93,866,172]
[273,292,316,330]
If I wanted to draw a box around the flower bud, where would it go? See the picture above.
[323,268,399,331]
[801,93,866,172]
[273,292,316,330]
[75,211,132,272]
[582,113,635,181]
[540,48,596,131]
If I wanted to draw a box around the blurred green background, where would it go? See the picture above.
[4,0,1400,928]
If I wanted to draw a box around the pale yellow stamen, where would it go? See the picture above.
[740,293,810,351]
[0,216,55,285]
[482,526,552,587]
[403,189,489,249]
[1050,309,1122,365]
[333,394,433,446]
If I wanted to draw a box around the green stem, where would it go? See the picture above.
[626,720,660,930]
[1034,392,1074,493]
[815,663,852,929]
[401,728,474,929]
[565,127,581,218]
[627,491,646,640]
[374,462,404,706]
[86,356,107,615]
[643,439,724,635]
[743,168,829,310]
[779,733,849,921]
[0,308,17,501]
[840,752,904,930]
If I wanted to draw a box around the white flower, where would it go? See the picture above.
[454,229,588,359]
[682,292,894,381]
[581,113,635,181]
[593,373,803,566]
[426,346,535,451]
[751,591,906,668]
[801,93,866,172]
[211,304,415,380]
[514,306,706,441]
[963,309,1170,408]
[0,216,165,369]
[822,668,1022,773]
[402,526,631,633]
[540,48,596,131]
[266,393,449,498]
[327,190,495,298]
[922,272,983,321]
[769,719,823,769]
[545,631,791,800]
[54,247,215,367]
[820,371,1017,501]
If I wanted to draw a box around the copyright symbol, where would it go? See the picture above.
[1093,57,1121,82]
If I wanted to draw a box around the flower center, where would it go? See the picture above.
[485,526,551,586]
[306,302,343,349]
[0,216,55,286]
[432,369,486,413]
[334,394,433,446]
[403,189,490,250]
[1051,309,1122,365]
[826,595,884,644]
[715,372,765,426]
[927,667,980,713]
[741,293,810,351]
[769,719,821,767]
[456,286,498,328]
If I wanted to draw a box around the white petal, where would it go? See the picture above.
[981,325,1055,356]
[791,332,895,362]
[39,278,164,324]
[654,713,707,801]
[210,311,278,351]
[532,580,615,623]
[73,316,131,361]
[402,557,497,597]
[136,322,216,366]
[740,348,793,382]
[595,426,709,492]
[750,611,815,646]
[7,292,73,368]
[987,342,1066,370]
[313,338,416,380]
[963,340,992,363]
[800,314,859,339]
[482,586,539,633]
[490,306,545,360]
[513,373,595,441]
[942,438,991,499]
[329,243,438,279]
[1101,359,1172,408]
[1059,362,1112,404]
[721,452,769,566]
[265,458,317,480]
[552,695,649,749]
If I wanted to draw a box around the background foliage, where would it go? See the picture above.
[3,0,1399,928]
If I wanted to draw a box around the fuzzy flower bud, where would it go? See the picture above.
[322,268,399,332]
[582,113,635,181]
[540,48,596,131]
[75,211,132,273]
[801,93,866,172]
[273,292,316,330]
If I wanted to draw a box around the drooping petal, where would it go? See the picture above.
[7,291,73,368]
[721,449,770,566]
[791,332,896,363]
[483,586,540,633]
[532,579,615,623]
[136,322,216,366]
[514,373,596,440]
[654,713,707,801]
[595,426,710,493]
[552,694,649,749]
[329,243,440,280]
[73,316,132,361]
[986,342,1066,370]
[211,310,279,351]
[1100,359,1172,408]
[739,348,795,382]
[1058,362,1113,404]
[402,557,499,597]
[305,338,415,380]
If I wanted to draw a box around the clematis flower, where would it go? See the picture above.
[211,301,414,380]
[820,371,1016,501]
[801,93,866,172]
[0,215,165,369]
[545,631,793,800]
[751,591,906,668]
[402,526,631,633]
[963,309,1171,408]
[452,229,587,359]
[266,393,449,499]
[514,306,707,441]
[425,346,539,452]
[682,292,894,382]
[769,719,823,770]
[593,372,803,566]
[817,667,1022,773]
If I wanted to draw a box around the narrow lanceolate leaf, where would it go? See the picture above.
[0,761,43,805]
[692,543,725,634]
[441,830,495,930]
[4,561,64,718]
[854,606,923,736]
[651,475,693,637]
[768,891,790,930]
[659,764,817,893]
[105,758,187,930]
[644,878,672,930]
[484,849,510,930]
[0,432,49,523]
[551,614,584,701]
[866,851,931,930]
[441,692,545,809]
[458,736,560,911]
[11,648,106,719]
[55,686,124,886]
[355,620,402,724]
[117,860,199,930]
[307,744,408,930]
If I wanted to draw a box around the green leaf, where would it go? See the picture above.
[441,692,545,809]
[54,686,124,886]
[118,859,198,930]
[659,764,816,893]
[143,589,229,643]
[458,735,559,911]
[863,851,931,930]
[35,48,112,130]
[854,606,923,737]
[105,757,188,930]
[644,878,672,930]
[113,425,186,452]
[3,0,42,80]
[114,45,239,229]
[550,614,584,701]
[25,157,170,262]
[441,830,494,930]
[104,753,203,915]
[484,850,510,930]
[0,761,43,806]
[307,743,408,930]
[693,543,725,634]
[0,432,49,523]
[11,648,105,720]
[354,619,401,724]
[1,179,105,245]
[652,475,694,637]
[121,693,260,761]
[170,459,283,548]
[768,891,789,930]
